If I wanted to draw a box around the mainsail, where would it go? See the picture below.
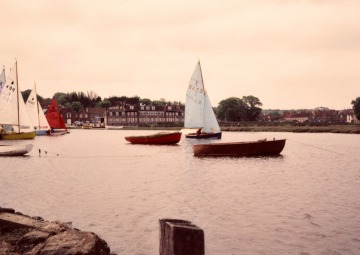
[0,61,34,134]
[45,98,67,130]
[0,67,5,93]
[26,83,51,132]
[185,61,221,133]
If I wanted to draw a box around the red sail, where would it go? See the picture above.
[45,98,67,130]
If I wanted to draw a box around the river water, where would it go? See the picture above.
[1,130,360,255]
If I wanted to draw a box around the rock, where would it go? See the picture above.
[0,208,115,255]
[39,230,110,255]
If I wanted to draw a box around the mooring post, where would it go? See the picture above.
[159,219,205,255]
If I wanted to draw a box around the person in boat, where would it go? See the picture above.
[196,128,202,136]
[0,125,5,134]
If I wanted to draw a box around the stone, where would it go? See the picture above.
[0,208,114,255]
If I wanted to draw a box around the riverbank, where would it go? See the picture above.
[220,123,360,134]
[67,123,360,134]
[122,123,360,134]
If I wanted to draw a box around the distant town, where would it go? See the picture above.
[37,98,359,128]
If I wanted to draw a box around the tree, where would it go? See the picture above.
[71,101,83,112]
[268,111,282,121]
[351,97,360,120]
[217,97,246,121]
[54,92,68,105]
[127,96,140,105]
[21,89,44,103]
[96,99,111,108]
[21,89,32,102]
[242,95,263,121]
[140,98,152,105]
[152,98,167,106]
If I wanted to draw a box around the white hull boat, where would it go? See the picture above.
[0,144,33,156]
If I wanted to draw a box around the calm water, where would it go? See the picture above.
[1,130,360,255]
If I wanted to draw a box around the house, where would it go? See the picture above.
[60,108,77,126]
[106,103,184,127]
[340,109,359,123]
[312,109,340,123]
[87,108,106,127]
[282,111,312,123]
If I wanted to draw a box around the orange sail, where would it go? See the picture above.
[45,98,67,130]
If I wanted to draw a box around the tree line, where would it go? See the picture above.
[21,89,360,122]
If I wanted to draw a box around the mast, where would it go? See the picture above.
[15,60,20,133]
[198,60,206,122]
[34,81,41,129]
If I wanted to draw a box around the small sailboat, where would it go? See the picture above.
[45,98,69,135]
[0,66,5,94]
[25,83,51,135]
[0,61,35,140]
[184,61,222,139]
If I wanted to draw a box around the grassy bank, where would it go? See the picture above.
[70,123,360,134]
[124,123,360,134]
[220,123,360,134]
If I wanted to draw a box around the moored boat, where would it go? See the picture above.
[125,131,182,145]
[0,131,36,140]
[105,125,124,130]
[0,144,33,156]
[193,139,286,157]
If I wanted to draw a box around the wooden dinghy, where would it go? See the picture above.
[193,139,286,157]
[125,132,182,145]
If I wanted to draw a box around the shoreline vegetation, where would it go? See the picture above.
[220,122,360,134]
[73,123,360,134]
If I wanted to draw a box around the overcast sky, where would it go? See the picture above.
[0,0,359,110]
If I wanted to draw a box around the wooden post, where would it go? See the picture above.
[159,219,205,255]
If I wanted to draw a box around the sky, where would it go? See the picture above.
[0,0,359,110]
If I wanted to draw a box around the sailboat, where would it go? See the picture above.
[26,83,51,135]
[0,67,5,94]
[0,61,35,140]
[184,61,222,139]
[45,98,69,135]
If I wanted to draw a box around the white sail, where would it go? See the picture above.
[0,61,34,133]
[0,67,5,94]
[26,83,50,131]
[185,61,221,133]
